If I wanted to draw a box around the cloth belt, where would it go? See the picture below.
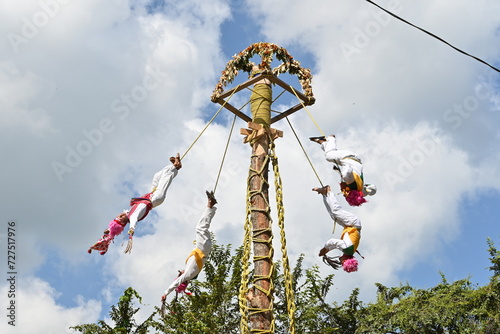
[341,226,361,256]
[187,248,205,271]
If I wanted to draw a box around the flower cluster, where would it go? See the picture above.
[342,257,359,273]
[211,42,314,102]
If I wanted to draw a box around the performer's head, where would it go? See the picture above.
[340,182,367,206]
[115,212,129,224]
[174,270,190,294]
[340,254,358,273]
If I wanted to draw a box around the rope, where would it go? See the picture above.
[289,86,325,137]
[213,114,237,194]
[287,87,337,232]
[364,0,500,73]
[239,134,300,334]
[271,89,286,104]
[283,114,337,234]
[239,152,276,334]
[181,85,240,161]
[269,139,297,334]
[239,182,253,334]
[284,116,324,188]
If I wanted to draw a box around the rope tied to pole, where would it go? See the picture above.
[239,134,298,334]
[239,151,276,334]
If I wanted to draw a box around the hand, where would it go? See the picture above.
[128,228,134,236]
[161,294,166,302]
[172,153,182,170]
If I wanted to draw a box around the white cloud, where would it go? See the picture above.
[0,277,101,334]
[0,61,57,135]
[1,0,499,331]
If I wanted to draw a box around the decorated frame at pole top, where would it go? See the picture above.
[211,42,314,102]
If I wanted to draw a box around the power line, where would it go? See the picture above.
[364,0,500,73]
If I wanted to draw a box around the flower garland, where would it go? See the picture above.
[211,42,314,102]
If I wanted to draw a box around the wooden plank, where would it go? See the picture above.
[218,75,272,100]
[216,73,316,124]
[215,98,252,122]
[240,128,252,135]
[267,75,314,105]
[270,103,305,124]
[247,122,263,131]
[270,128,283,138]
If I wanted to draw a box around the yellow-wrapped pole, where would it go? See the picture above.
[247,66,274,333]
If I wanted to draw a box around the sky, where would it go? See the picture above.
[0,0,499,333]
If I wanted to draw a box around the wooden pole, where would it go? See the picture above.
[247,72,273,332]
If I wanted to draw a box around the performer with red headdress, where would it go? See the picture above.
[161,190,217,303]
[313,185,362,273]
[310,135,376,206]
[88,153,182,255]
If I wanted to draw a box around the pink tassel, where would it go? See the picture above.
[342,258,359,273]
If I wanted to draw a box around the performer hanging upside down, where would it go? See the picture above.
[161,190,217,302]
[313,185,361,273]
[310,134,376,206]
[87,154,182,255]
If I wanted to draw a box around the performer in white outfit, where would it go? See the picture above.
[161,191,217,301]
[127,153,182,235]
[311,135,376,206]
[88,154,182,255]
[313,185,361,272]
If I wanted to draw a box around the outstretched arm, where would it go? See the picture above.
[313,186,361,228]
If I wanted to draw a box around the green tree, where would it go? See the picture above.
[72,237,500,334]
[357,237,500,334]
[71,287,156,333]
[152,241,242,334]
[274,254,363,334]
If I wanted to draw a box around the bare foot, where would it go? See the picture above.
[319,247,329,257]
[309,136,326,144]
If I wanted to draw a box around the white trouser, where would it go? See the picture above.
[128,164,177,230]
[322,191,361,229]
[164,206,216,297]
[321,136,363,185]
[129,203,147,230]
[324,232,353,252]
[150,164,178,208]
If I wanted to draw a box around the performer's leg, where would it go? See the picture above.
[150,165,178,208]
[195,207,216,255]
[320,135,338,153]
[324,237,348,252]
[128,203,148,231]
[321,188,361,228]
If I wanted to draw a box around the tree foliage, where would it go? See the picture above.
[72,237,500,334]
[71,287,156,333]
[153,242,242,333]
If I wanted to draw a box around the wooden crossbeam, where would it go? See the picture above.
[270,103,305,124]
[214,98,252,122]
[214,74,315,124]
[266,75,315,106]
[218,75,269,100]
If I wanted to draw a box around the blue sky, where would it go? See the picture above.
[1,0,499,333]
